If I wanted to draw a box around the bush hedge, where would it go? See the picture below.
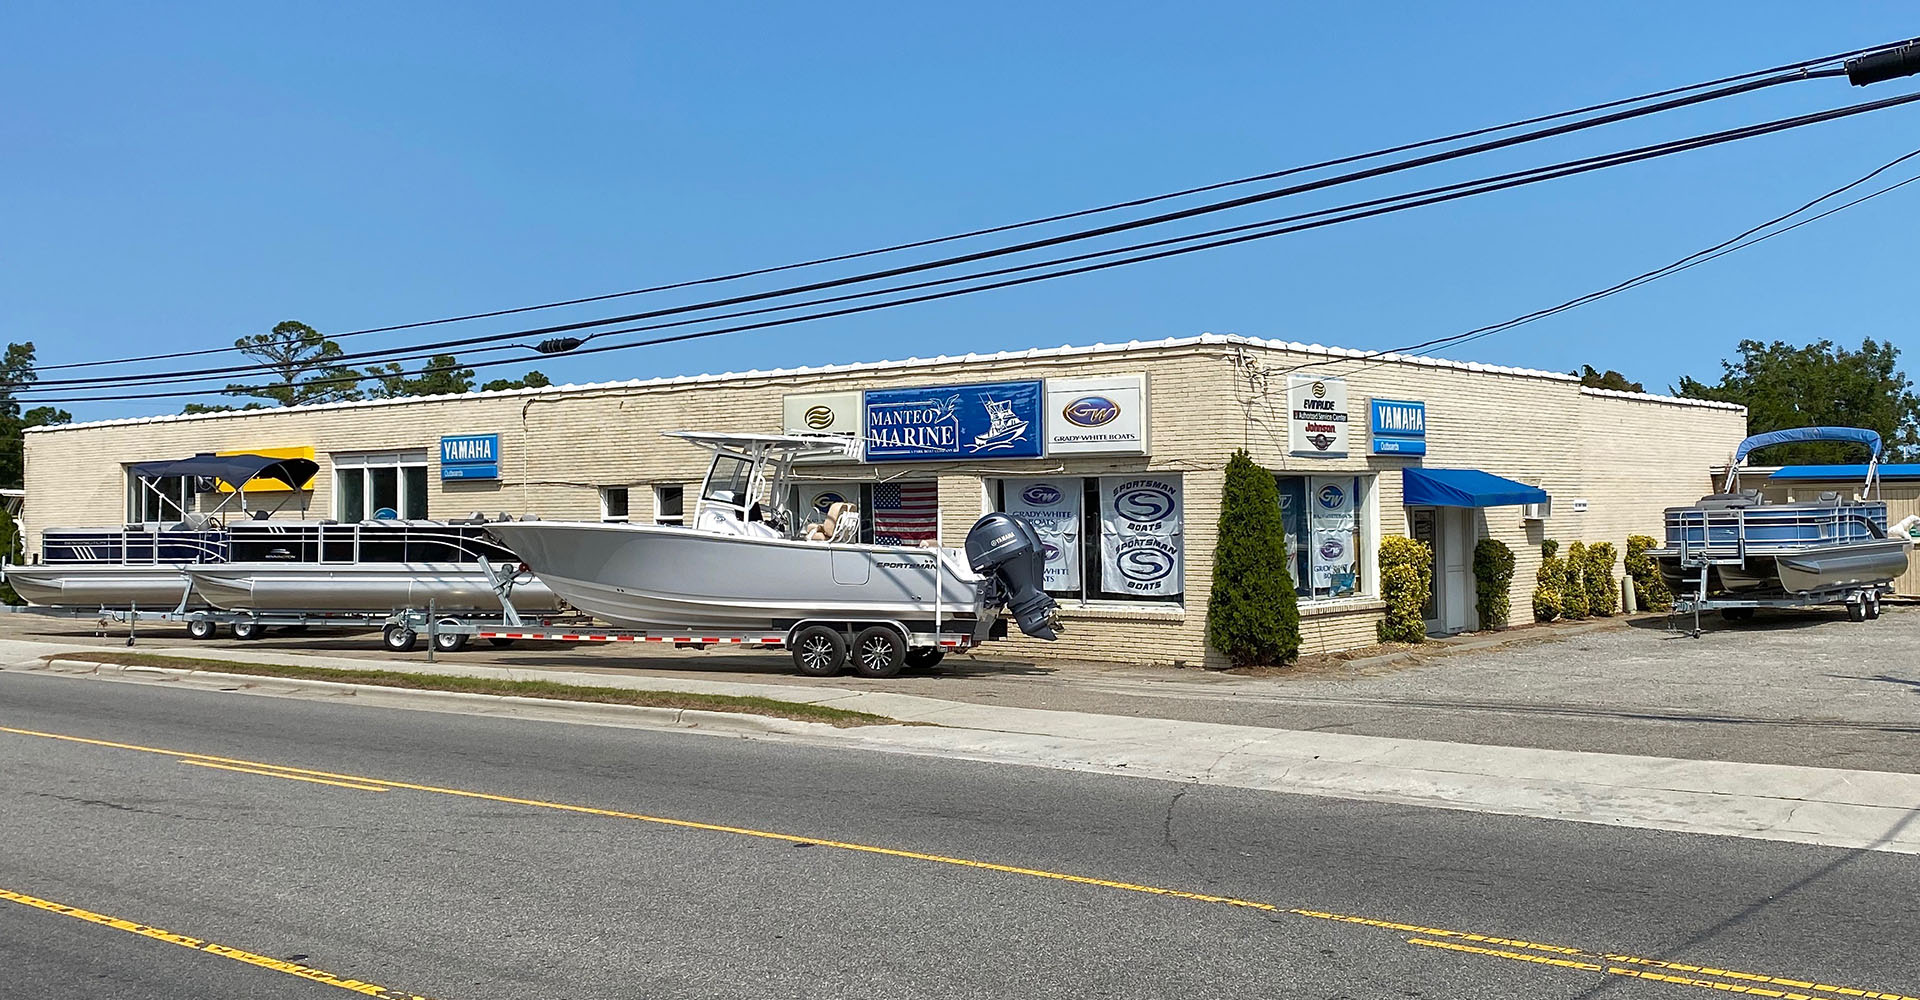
[1472,538,1515,629]
[1532,539,1563,622]
[1205,449,1301,666]
[1584,541,1619,617]
[1624,534,1673,611]
[1561,542,1590,619]
[1376,535,1433,643]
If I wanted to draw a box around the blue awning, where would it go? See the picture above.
[1403,468,1548,508]
[1770,464,1920,482]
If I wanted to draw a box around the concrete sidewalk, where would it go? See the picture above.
[9,635,1919,858]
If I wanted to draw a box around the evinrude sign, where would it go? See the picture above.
[440,434,499,480]
[1287,375,1349,457]
[1043,374,1148,456]
[862,380,1043,462]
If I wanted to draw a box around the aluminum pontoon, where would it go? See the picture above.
[1650,427,1910,629]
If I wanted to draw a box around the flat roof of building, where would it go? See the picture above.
[29,331,1744,434]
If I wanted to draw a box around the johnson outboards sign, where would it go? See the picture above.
[1287,374,1349,457]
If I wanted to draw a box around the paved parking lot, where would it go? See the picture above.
[5,602,1916,772]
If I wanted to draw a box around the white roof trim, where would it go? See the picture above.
[1579,386,1746,412]
[30,332,1721,432]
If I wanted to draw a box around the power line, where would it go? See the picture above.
[1296,146,1920,382]
[23,50,1906,387]
[22,88,1920,406]
[37,99,1906,395]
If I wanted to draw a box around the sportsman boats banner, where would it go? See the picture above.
[1099,475,1184,597]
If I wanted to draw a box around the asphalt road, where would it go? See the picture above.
[3,670,1917,1000]
[8,605,1917,773]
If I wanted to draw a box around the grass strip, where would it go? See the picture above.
[41,652,903,728]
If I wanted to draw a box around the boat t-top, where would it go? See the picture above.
[484,430,1061,674]
[1651,426,1910,619]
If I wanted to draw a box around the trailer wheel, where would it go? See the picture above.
[230,619,267,641]
[383,624,418,652]
[1848,600,1868,623]
[432,629,469,653]
[1865,594,1881,620]
[791,626,847,677]
[904,647,946,670]
[851,626,906,679]
[186,618,218,641]
[486,637,517,648]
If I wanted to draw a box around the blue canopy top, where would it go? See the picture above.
[1733,427,1881,464]
[1770,464,1920,482]
[1402,468,1548,508]
[126,453,319,490]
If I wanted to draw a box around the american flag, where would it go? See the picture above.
[871,481,939,546]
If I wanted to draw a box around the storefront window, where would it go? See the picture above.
[127,474,191,524]
[1277,474,1368,601]
[334,451,429,522]
[994,476,1184,605]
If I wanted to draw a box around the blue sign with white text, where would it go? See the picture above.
[863,381,1044,462]
[1370,398,1427,456]
[440,434,500,480]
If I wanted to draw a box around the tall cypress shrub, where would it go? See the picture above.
[1206,450,1301,666]
[1625,534,1673,611]
[1472,538,1515,629]
[1585,541,1619,616]
[1562,541,1590,619]
[1376,536,1433,643]
[1532,539,1563,622]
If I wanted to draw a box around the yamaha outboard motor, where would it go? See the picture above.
[964,512,1061,640]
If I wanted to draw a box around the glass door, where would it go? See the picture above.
[1409,507,1440,632]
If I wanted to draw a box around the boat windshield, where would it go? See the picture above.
[702,453,757,512]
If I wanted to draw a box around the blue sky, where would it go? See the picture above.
[4,2,1918,421]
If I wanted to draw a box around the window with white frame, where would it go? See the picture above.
[1276,473,1372,601]
[600,486,630,523]
[127,473,192,524]
[333,451,429,522]
[653,484,685,526]
[992,475,1184,606]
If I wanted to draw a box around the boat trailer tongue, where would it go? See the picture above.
[964,512,1063,641]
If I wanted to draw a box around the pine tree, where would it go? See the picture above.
[1206,449,1301,666]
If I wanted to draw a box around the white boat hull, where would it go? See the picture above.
[487,521,985,630]
[187,562,563,614]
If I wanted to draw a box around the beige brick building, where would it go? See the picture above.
[21,334,1745,665]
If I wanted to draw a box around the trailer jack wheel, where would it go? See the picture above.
[383,624,418,652]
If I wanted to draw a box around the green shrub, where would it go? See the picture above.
[1472,538,1515,629]
[1532,539,1563,622]
[1585,541,1618,617]
[1206,450,1301,666]
[1624,534,1673,611]
[1561,541,1590,619]
[1376,535,1432,643]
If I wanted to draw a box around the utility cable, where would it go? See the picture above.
[25,45,1908,383]
[22,87,1920,406]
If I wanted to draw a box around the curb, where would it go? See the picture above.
[37,658,855,739]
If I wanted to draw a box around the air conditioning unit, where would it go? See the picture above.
[1522,498,1551,521]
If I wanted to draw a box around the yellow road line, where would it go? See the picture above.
[181,759,391,792]
[1406,936,1603,972]
[1609,957,1920,1000]
[0,886,436,999]
[5,722,1913,1000]
[1611,967,1820,998]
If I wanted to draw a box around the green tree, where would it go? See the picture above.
[1574,365,1645,393]
[1206,450,1301,666]
[205,321,365,409]
[1377,535,1433,643]
[1676,339,1919,462]
[1472,538,1515,629]
[481,370,552,392]
[0,342,73,488]
[365,354,476,399]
